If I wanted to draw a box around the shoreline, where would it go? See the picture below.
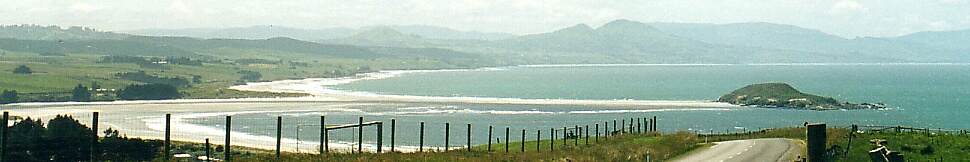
[1,66,736,153]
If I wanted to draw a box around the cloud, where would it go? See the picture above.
[69,3,106,13]
[4,0,970,38]
[939,0,966,4]
[166,1,192,14]
[829,0,865,14]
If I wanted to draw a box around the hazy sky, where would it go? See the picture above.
[2,0,969,38]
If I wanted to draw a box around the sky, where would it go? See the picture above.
[2,0,969,38]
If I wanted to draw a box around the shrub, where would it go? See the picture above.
[12,65,32,74]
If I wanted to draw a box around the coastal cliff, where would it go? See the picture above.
[717,82,879,110]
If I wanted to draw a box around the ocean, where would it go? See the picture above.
[191,63,970,151]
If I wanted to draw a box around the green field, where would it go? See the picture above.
[0,46,486,102]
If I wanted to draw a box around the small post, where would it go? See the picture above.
[2,111,9,162]
[91,112,98,161]
[574,125,579,146]
[629,117,634,133]
[521,129,525,152]
[165,113,171,160]
[536,129,541,152]
[562,127,567,147]
[845,124,857,157]
[595,123,599,142]
[621,119,625,133]
[391,118,395,152]
[550,128,555,151]
[467,123,471,152]
[504,127,509,153]
[420,122,425,152]
[487,125,492,152]
[205,138,211,162]
[613,120,617,135]
[652,116,657,132]
[637,118,642,133]
[604,121,609,140]
[322,116,327,153]
[225,115,231,161]
[358,117,363,153]
[445,122,450,151]
[276,116,282,159]
[377,122,383,153]
[585,124,589,146]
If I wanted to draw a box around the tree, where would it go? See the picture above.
[44,115,93,161]
[1,90,17,104]
[6,117,49,161]
[192,75,203,84]
[12,65,32,74]
[116,84,181,100]
[99,128,161,161]
[238,70,262,82]
[72,84,91,102]
[6,116,159,162]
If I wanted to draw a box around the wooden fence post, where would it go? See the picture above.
[377,122,383,153]
[91,112,98,161]
[225,115,231,161]
[1,111,7,162]
[420,122,425,152]
[358,117,363,153]
[585,125,589,146]
[205,138,211,162]
[574,125,579,146]
[505,127,509,153]
[487,125,492,152]
[445,122,450,151]
[595,123,599,142]
[562,127,567,147]
[467,123,471,152]
[629,118,634,133]
[391,118,395,152]
[276,116,282,159]
[550,128,555,151]
[321,116,327,153]
[521,129,525,152]
[637,118,642,133]
[604,121,609,140]
[536,129,541,152]
[165,113,171,160]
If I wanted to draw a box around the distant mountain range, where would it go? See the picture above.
[124,25,517,41]
[2,19,968,64]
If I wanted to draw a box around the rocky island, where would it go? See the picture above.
[717,82,883,110]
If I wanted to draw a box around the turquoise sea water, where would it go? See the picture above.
[200,63,965,149]
[334,64,970,129]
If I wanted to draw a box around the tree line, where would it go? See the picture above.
[5,115,160,161]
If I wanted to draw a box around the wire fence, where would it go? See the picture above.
[0,111,664,161]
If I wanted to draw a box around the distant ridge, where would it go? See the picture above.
[125,25,516,41]
[5,19,970,64]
